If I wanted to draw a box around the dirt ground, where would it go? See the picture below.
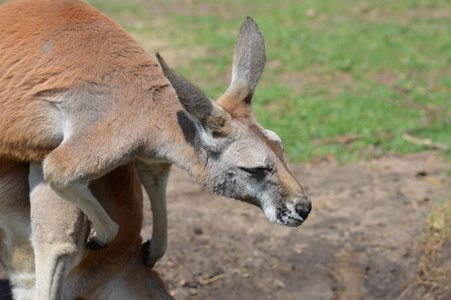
[1,152,450,299]
[149,151,451,300]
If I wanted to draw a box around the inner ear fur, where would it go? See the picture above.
[217,16,266,118]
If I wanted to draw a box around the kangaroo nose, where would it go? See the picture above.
[295,196,312,221]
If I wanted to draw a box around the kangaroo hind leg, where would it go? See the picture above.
[29,162,88,300]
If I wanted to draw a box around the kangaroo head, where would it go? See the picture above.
[156,17,311,226]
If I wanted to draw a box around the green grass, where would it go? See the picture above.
[87,0,450,162]
[2,0,449,162]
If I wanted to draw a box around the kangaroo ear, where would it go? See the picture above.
[156,53,228,131]
[217,17,266,117]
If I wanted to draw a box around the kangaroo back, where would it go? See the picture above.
[0,0,167,162]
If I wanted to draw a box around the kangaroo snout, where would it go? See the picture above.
[294,195,312,221]
[270,193,312,227]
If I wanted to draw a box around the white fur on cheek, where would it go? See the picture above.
[262,204,277,223]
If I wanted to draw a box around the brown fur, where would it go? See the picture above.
[0,161,173,299]
[0,0,175,163]
[0,0,209,251]
[0,1,311,296]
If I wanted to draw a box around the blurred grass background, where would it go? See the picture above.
[4,0,450,162]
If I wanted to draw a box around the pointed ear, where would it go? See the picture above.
[156,53,228,131]
[217,17,266,117]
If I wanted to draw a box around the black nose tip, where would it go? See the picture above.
[295,199,312,220]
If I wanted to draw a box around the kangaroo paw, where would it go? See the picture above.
[142,239,152,264]
[86,237,109,250]
[86,233,110,250]
[142,239,163,268]
[85,226,117,250]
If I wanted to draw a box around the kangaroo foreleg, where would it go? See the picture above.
[41,130,136,249]
[135,160,171,267]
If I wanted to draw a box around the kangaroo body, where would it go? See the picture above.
[0,161,172,299]
[0,0,311,298]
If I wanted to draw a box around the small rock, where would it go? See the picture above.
[188,288,198,295]
[416,171,427,177]
[274,279,286,289]
[194,225,203,235]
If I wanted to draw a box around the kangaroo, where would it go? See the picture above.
[0,160,173,299]
[0,0,311,267]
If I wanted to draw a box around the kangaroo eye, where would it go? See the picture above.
[240,167,270,175]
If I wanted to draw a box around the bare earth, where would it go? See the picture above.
[1,152,450,299]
